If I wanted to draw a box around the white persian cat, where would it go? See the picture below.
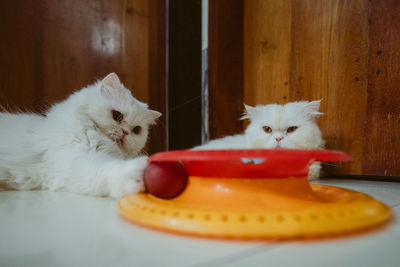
[195,100,325,180]
[0,73,161,198]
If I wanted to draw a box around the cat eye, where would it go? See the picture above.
[263,126,272,133]
[287,126,298,133]
[112,110,123,123]
[132,126,142,135]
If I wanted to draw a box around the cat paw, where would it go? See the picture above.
[308,161,321,181]
[109,156,149,198]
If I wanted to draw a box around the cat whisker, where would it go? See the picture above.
[169,95,202,112]
[107,130,123,143]
[320,162,339,167]
[140,150,150,156]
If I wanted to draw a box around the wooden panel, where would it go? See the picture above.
[168,0,202,149]
[148,0,167,153]
[0,0,166,153]
[365,0,400,176]
[244,0,292,105]
[0,1,43,112]
[244,0,369,175]
[208,0,244,139]
[40,0,149,103]
[290,0,369,175]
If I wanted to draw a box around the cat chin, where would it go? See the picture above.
[277,143,298,149]
[259,139,284,149]
[116,138,124,147]
[266,144,291,149]
[259,139,307,150]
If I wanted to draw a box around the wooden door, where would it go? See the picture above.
[209,0,400,177]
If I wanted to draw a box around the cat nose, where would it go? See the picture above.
[275,137,283,142]
[122,129,129,136]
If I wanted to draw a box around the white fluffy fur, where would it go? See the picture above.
[195,100,325,180]
[0,73,161,198]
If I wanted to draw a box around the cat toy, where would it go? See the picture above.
[117,149,391,240]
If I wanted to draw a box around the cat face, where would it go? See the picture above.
[87,73,161,157]
[243,101,324,149]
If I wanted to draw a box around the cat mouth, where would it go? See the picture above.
[274,143,285,149]
[108,133,125,146]
[116,134,129,146]
[116,137,124,146]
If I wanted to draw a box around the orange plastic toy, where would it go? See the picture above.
[117,149,392,240]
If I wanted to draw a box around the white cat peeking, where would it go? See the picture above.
[195,100,325,180]
[0,73,161,198]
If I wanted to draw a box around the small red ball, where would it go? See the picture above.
[143,161,188,199]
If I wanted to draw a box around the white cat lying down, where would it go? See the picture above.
[195,101,325,180]
[0,73,161,198]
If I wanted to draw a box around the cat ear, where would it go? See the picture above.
[99,73,124,101]
[146,110,162,125]
[304,100,323,118]
[241,104,257,120]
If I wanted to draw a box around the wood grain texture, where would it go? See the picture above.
[209,0,399,176]
[243,0,369,175]
[244,0,292,105]
[148,0,167,153]
[289,0,369,174]
[365,0,400,176]
[0,0,166,153]
[208,0,244,139]
[40,0,149,103]
[0,1,44,112]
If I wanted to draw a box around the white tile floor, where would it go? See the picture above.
[1,179,399,267]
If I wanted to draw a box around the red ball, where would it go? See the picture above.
[143,161,188,199]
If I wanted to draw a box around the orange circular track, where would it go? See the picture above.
[117,176,392,240]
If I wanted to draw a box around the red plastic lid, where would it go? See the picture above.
[148,149,351,178]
